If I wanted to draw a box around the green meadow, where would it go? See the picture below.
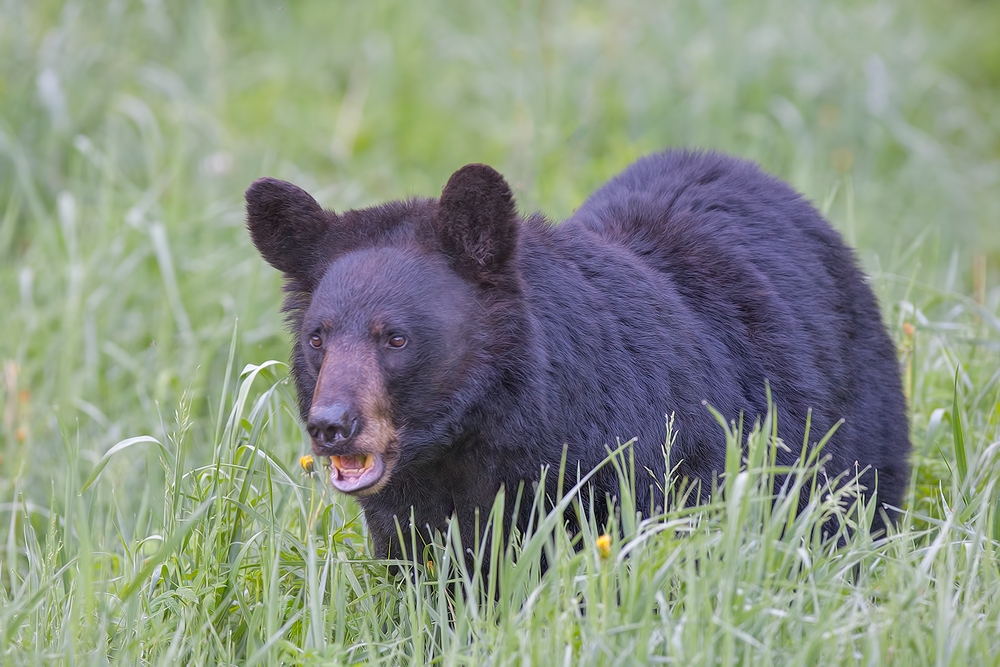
[1,0,999,664]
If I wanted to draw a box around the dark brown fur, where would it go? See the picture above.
[246,150,911,559]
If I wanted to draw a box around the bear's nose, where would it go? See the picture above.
[307,403,359,449]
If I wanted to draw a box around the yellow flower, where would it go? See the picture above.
[596,533,612,560]
[299,454,315,474]
[425,559,434,575]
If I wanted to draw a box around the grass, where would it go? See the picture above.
[1,0,999,664]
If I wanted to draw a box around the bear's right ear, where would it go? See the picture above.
[436,164,518,287]
[245,177,334,287]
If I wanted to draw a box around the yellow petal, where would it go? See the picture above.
[596,534,612,560]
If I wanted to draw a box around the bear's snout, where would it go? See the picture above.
[307,402,361,452]
[304,345,399,496]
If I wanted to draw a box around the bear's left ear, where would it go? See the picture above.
[245,177,335,289]
[436,164,518,286]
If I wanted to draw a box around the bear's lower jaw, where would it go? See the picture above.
[329,453,386,495]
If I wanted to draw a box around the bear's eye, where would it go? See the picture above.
[387,335,407,349]
[308,333,323,349]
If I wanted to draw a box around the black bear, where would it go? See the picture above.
[246,150,910,558]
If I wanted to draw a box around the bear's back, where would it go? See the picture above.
[529,150,910,515]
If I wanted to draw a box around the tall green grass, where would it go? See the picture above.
[4,357,1000,664]
[1,0,998,663]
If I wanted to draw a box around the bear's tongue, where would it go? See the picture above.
[331,454,371,475]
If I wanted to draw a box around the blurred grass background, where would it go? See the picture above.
[1,0,999,663]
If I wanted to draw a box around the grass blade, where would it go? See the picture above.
[80,435,169,493]
[118,496,215,600]
[952,366,968,484]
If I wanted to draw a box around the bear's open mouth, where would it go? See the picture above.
[328,453,385,494]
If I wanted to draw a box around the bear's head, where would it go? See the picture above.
[246,165,521,496]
